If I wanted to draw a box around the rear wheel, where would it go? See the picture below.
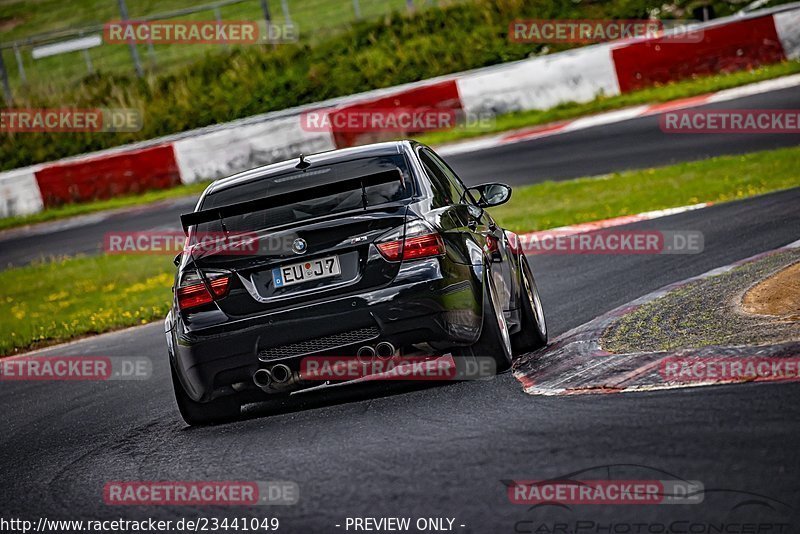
[512,257,547,355]
[170,365,241,425]
[463,272,513,373]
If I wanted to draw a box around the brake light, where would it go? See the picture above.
[376,240,403,261]
[377,220,445,261]
[402,233,446,259]
[177,275,230,311]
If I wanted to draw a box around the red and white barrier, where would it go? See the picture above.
[775,10,800,59]
[456,43,620,117]
[35,144,180,208]
[173,115,336,184]
[1,4,798,219]
[611,16,787,93]
[325,80,463,149]
[0,167,44,218]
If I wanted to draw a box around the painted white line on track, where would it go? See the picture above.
[518,202,712,243]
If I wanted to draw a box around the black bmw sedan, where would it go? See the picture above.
[166,140,547,424]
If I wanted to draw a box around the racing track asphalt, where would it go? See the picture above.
[1,187,798,531]
[0,83,798,268]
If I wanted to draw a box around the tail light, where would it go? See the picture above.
[504,230,522,255]
[177,270,231,311]
[377,219,445,262]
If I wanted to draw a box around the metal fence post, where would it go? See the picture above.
[82,49,94,74]
[352,0,361,19]
[260,0,276,46]
[78,31,94,74]
[116,0,144,78]
[280,0,292,25]
[214,6,228,50]
[260,0,272,27]
[13,44,26,85]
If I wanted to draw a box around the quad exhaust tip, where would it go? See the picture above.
[256,345,394,388]
[253,368,272,389]
[356,345,376,362]
[375,342,395,360]
[357,343,394,361]
[270,363,292,384]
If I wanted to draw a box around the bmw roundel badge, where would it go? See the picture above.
[292,238,308,254]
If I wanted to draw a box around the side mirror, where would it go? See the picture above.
[467,183,512,208]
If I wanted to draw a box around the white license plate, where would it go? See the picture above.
[272,256,341,288]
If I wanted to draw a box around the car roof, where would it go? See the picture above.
[205,140,415,196]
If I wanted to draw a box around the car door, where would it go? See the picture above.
[418,147,516,313]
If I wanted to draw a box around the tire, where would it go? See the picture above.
[170,364,241,425]
[512,256,548,355]
[463,271,514,373]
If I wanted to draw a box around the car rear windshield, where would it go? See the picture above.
[197,154,414,233]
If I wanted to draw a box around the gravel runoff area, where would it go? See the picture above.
[602,248,800,354]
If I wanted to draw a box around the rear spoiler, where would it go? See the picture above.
[180,168,403,234]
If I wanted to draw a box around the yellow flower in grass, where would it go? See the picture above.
[123,272,173,295]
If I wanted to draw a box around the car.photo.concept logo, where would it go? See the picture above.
[507,465,794,534]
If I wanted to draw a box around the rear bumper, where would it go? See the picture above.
[167,258,482,402]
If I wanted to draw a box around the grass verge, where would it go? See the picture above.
[2,145,799,355]
[488,145,800,232]
[417,61,800,146]
[1,255,174,356]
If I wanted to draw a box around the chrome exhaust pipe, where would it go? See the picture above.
[270,363,292,384]
[253,368,272,389]
[375,342,395,360]
[356,345,375,363]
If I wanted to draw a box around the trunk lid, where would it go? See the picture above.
[190,204,408,317]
